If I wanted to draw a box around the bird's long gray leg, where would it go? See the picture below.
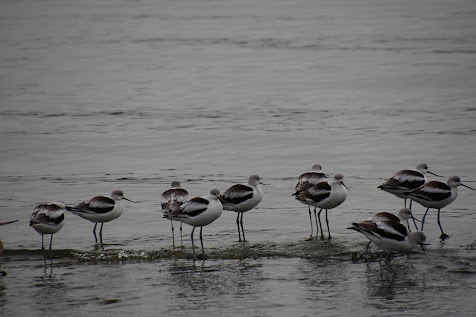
[317,209,324,239]
[325,209,331,239]
[421,208,430,231]
[190,227,197,261]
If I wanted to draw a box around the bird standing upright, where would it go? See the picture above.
[293,164,327,236]
[30,201,65,271]
[165,188,223,261]
[405,176,475,240]
[161,181,189,248]
[378,163,440,209]
[295,173,348,239]
[66,190,132,244]
[220,175,264,242]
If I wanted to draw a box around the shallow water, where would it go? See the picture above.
[1,0,476,316]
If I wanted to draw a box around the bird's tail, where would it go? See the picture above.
[347,222,374,236]
[65,206,85,214]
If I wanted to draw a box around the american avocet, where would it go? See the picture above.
[348,220,426,276]
[30,202,65,269]
[165,188,223,261]
[0,220,19,257]
[161,181,189,248]
[293,164,327,236]
[405,176,475,240]
[219,175,264,242]
[363,208,415,259]
[295,173,348,239]
[66,190,132,244]
[378,163,440,209]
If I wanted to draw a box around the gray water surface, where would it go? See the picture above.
[1,0,476,316]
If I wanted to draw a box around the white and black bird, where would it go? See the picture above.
[161,181,189,248]
[378,163,440,209]
[405,176,475,240]
[293,164,327,236]
[30,201,65,269]
[66,190,132,244]
[165,188,223,261]
[220,175,264,242]
[295,173,348,239]
[362,208,415,259]
[348,219,426,276]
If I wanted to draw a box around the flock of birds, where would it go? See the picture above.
[292,163,475,275]
[23,163,474,276]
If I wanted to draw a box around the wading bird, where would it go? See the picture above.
[165,188,223,261]
[67,190,132,244]
[348,219,426,276]
[378,163,440,209]
[295,173,348,239]
[30,202,65,271]
[293,164,327,236]
[161,181,189,248]
[220,175,264,242]
[405,176,475,240]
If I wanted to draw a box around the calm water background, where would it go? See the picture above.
[1,0,476,316]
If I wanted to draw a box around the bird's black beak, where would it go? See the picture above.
[428,171,442,177]
[462,183,476,191]
[342,182,350,190]
[421,243,432,260]
[0,220,19,226]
